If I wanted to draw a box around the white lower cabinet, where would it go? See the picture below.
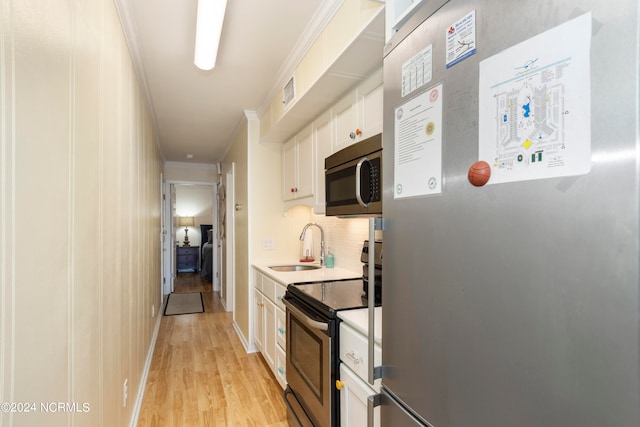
[339,364,380,427]
[339,317,382,427]
[254,289,264,352]
[253,269,287,390]
[275,344,287,389]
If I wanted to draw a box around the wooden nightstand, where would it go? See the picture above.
[176,246,199,273]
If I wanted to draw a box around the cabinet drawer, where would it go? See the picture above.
[339,323,381,392]
[275,344,287,389]
[275,283,286,310]
[262,275,276,302]
[178,246,199,255]
[254,270,263,292]
[276,308,286,350]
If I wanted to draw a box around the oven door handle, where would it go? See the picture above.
[283,299,329,331]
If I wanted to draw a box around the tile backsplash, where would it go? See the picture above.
[311,214,381,273]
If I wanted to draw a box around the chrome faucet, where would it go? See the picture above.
[299,222,325,266]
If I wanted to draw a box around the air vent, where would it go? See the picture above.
[282,77,295,107]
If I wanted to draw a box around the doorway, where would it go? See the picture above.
[162,181,218,298]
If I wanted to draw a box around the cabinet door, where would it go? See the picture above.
[296,128,314,199]
[254,290,264,352]
[276,307,286,350]
[339,364,380,427]
[313,112,333,214]
[263,297,276,369]
[283,138,298,200]
[359,83,383,140]
[333,90,359,152]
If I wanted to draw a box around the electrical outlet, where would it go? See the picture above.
[123,379,128,407]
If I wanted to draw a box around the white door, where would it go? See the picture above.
[162,182,177,296]
[220,163,235,313]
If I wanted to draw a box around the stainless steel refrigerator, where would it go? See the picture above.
[378,0,640,426]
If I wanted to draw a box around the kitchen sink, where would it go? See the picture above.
[269,264,322,272]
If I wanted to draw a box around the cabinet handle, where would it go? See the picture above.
[277,295,283,301]
[335,380,344,390]
[349,128,362,139]
[290,187,298,193]
[278,367,286,375]
[346,350,363,365]
[278,327,286,335]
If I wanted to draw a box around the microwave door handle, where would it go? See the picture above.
[355,157,370,208]
[283,299,329,331]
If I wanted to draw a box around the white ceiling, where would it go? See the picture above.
[115,0,341,164]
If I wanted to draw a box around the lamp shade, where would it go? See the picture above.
[179,216,195,227]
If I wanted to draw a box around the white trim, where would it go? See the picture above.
[112,0,165,161]
[233,321,258,354]
[129,300,164,427]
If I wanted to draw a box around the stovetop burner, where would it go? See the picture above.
[287,279,379,318]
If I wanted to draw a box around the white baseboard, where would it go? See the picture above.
[233,321,258,354]
[129,298,165,427]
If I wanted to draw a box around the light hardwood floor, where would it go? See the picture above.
[137,273,288,426]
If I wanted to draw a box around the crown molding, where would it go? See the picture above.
[113,0,165,161]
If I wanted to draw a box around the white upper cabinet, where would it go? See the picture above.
[333,69,383,153]
[333,90,359,152]
[357,70,384,140]
[313,111,333,214]
[283,126,314,202]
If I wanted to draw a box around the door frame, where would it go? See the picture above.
[161,179,217,297]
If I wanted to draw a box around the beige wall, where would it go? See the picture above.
[164,162,217,183]
[1,1,162,426]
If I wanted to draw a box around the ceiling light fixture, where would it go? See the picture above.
[194,0,227,70]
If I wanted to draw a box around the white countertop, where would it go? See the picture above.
[252,262,361,286]
[338,307,382,346]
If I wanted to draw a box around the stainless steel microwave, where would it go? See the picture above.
[325,133,382,216]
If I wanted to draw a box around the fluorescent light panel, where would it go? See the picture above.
[194,0,227,70]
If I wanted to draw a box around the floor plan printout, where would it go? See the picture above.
[478,12,592,185]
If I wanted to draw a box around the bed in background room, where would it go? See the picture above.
[200,224,213,282]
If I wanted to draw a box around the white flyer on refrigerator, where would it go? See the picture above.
[394,84,443,198]
[478,12,592,185]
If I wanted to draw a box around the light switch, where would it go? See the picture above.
[262,238,274,250]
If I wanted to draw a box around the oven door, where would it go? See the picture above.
[283,296,333,427]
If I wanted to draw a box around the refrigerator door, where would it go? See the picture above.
[378,387,430,427]
[382,0,640,427]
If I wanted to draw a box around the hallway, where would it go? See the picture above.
[137,274,287,426]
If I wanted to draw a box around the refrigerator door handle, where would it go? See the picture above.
[368,217,384,384]
[367,393,381,427]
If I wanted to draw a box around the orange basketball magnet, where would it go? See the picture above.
[468,161,491,187]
